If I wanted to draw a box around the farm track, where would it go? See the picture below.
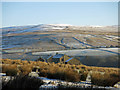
[72,37,93,47]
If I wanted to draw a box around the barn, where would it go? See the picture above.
[50,54,70,63]
[37,53,81,65]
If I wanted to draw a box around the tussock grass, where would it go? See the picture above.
[1,59,120,86]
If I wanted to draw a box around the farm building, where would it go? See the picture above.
[37,53,81,65]
[49,54,70,63]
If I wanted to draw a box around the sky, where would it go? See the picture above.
[2,2,118,27]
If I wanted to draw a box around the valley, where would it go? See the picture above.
[1,24,119,67]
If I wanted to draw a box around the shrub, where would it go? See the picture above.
[91,72,120,87]
[6,69,18,76]
[19,65,33,75]
[2,75,44,90]
[2,65,18,76]
[40,66,80,82]
[80,71,88,81]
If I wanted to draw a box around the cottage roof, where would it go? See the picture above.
[52,54,64,58]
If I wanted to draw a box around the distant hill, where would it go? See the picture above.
[2,24,118,34]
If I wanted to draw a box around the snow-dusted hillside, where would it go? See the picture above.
[2,24,71,34]
[2,24,118,35]
[2,24,119,67]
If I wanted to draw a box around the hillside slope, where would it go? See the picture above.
[2,24,119,67]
